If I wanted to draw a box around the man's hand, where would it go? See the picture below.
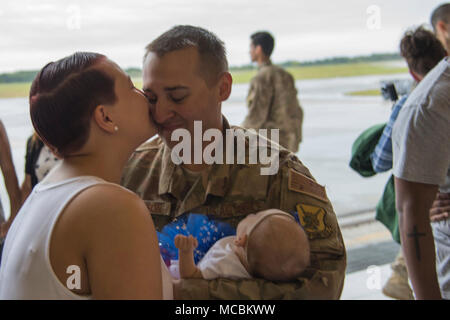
[430,192,450,222]
[174,235,198,253]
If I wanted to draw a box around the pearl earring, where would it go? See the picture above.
[114,126,119,132]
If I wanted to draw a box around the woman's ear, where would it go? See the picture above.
[93,105,116,134]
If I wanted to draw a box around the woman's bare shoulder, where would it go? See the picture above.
[60,182,153,244]
[52,182,162,299]
[75,182,142,206]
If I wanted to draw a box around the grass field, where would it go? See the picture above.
[345,89,381,96]
[0,82,31,99]
[0,62,407,99]
[231,62,407,84]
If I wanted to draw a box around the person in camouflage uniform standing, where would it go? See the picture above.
[242,31,304,153]
[121,25,346,299]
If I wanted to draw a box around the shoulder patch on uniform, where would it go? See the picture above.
[288,168,328,202]
[296,204,332,240]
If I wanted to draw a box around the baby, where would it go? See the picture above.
[174,209,310,282]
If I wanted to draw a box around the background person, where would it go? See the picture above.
[0,52,171,299]
[21,133,61,202]
[241,31,304,153]
[0,133,61,239]
[369,26,447,300]
[0,119,21,264]
[0,119,21,237]
[429,3,450,226]
[392,41,450,299]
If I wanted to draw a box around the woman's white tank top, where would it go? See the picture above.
[0,176,173,299]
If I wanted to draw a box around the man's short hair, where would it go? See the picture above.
[250,31,275,57]
[400,26,447,77]
[144,25,228,86]
[431,3,450,31]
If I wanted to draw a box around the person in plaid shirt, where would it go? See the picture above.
[370,26,447,300]
[370,94,409,173]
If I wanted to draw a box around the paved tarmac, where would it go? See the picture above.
[340,219,399,299]
[341,262,395,300]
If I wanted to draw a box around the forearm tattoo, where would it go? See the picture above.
[407,225,426,261]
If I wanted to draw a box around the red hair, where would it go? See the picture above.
[29,52,117,157]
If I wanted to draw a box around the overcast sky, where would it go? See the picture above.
[0,0,446,73]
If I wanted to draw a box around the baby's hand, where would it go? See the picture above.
[174,234,198,252]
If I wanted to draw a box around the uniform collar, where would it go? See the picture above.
[258,59,272,69]
[158,116,233,202]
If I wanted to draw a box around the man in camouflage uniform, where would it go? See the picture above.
[121,25,346,299]
[242,31,304,153]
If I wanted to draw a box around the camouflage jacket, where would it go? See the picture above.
[242,61,304,152]
[121,117,346,300]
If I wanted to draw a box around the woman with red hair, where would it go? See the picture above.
[0,52,172,299]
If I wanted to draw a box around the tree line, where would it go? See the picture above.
[0,53,401,83]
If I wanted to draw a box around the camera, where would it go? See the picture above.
[380,79,414,102]
[380,82,398,102]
